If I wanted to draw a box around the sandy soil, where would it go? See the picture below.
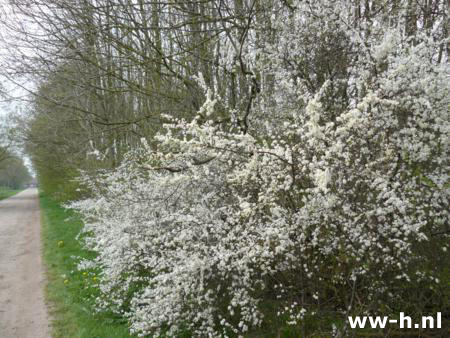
[0,188,50,338]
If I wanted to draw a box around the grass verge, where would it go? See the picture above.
[0,187,22,200]
[40,191,133,338]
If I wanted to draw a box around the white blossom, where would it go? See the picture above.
[68,1,449,336]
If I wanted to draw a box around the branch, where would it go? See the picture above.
[143,155,217,173]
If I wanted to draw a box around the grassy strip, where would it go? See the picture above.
[40,192,133,338]
[0,187,22,200]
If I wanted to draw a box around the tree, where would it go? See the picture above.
[0,145,10,164]
[0,152,31,189]
[3,0,265,197]
[0,116,14,166]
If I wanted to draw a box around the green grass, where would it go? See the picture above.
[39,192,133,338]
[0,187,22,200]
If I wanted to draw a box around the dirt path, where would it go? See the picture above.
[0,188,50,338]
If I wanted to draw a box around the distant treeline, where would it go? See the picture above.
[0,152,31,189]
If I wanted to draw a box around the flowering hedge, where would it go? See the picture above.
[70,1,449,336]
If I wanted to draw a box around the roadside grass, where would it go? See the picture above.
[0,187,22,200]
[40,192,133,338]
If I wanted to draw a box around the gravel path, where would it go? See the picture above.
[0,188,50,338]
